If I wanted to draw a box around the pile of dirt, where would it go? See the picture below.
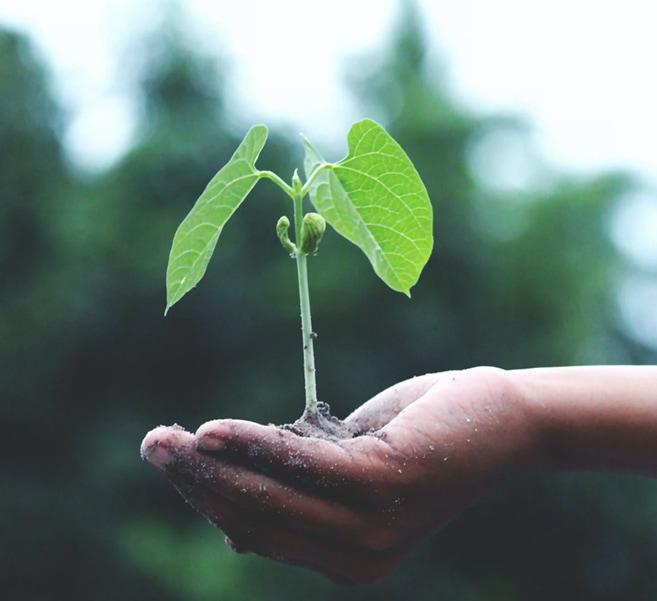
[282,401,358,442]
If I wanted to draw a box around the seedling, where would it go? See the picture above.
[165,119,433,428]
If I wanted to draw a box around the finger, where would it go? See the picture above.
[147,425,399,542]
[141,425,195,469]
[183,467,411,584]
[143,427,427,583]
[149,450,416,584]
[378,369,488,458]
[194,419,401,496]
[222,519,418,586]
[141,431,367,582]
[344,372,448,432]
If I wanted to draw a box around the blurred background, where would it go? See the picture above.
[2,0,657,599]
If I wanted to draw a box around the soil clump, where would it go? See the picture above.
[282,401,358,442]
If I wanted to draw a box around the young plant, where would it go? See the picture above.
[165,119,433,423]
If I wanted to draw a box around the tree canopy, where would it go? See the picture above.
[1,3,656,599]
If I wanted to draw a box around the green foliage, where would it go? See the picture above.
[163,118,434,415]
[122,521,259,600]
[303,119,433,296]
[166,118,433,313]
[4,4,657,601]
[165,125,268,313]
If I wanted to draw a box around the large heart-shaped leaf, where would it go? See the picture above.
[304,119,433,296]
[165,125,267,314]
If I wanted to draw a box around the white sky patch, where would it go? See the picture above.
[618,275,657,350]
[1,0,657,181]
[610,192,657,271]
[422,0,657,181]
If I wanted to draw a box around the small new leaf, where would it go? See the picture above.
[276,215,296,254]
[300,213,326,255]
[165,125,268,314]
[303,119,433,296]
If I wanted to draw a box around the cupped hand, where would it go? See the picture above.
[141,367,535,585]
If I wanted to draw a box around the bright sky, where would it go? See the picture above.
[2,0,657,344]
[1,0,656,180]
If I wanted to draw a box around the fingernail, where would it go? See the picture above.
[196,434,225,452]
[141,441,174,469]
[140,426,176,469]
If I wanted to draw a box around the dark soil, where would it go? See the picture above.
[281,401,359,442]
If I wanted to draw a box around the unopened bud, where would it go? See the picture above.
[300,212,326,255]
[276,216,296,254]
[291,169,303,196]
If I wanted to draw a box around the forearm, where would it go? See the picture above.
[512,365,657,477]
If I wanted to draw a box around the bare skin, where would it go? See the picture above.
[141,365,657,585]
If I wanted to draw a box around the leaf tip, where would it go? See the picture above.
[164,289,182,316]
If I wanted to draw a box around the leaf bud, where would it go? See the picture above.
[276,216,296,254]
[300,212,326,255]
[291,168,303,196]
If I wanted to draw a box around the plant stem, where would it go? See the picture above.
[259,170,295,197]
[293,192,318,416]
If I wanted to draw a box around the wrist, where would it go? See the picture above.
[482,366,546,477]
[507,365,657,477]
[503,367,556,474]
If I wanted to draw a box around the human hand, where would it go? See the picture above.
[141,367,535,584]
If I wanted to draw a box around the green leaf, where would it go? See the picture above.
[165,125,267,314]
[303,119,433,296]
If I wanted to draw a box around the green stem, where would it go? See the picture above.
[293,192,318,416]
[299,163,332,197]
[259,170,295,197]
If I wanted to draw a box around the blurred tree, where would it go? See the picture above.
[2,0,656,599]
[341,2,657,600]
[0,29,68,408]
[0,28,91,598]
[346,0,631,373]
